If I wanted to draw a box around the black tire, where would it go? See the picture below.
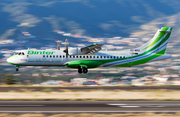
[78,69,82,74]
[82,67,88,74]
[16,68,19,71]
[78,66,82,74]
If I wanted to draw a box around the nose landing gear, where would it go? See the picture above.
[15,65,20,71]
[16,67,19,71]
[78,65,88,74]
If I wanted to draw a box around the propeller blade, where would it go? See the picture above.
[66,39,68,57]
[55,40,62,50]
[65,39,68,49]
[63,39,69,57]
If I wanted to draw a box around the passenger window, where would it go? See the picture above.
[93,56,95,58]
[22,52,25,55]
[114,56,116,59]
[76,56,78,58]
[123,56,126,59]
[46,55,48,58]
[120,56,122,59]
[97,56,99,58]
[87,56,89,58]
[90,56,92,58]
[73,56,75,58]
[110,56,112,58]
[50,55,52,58]
[100,56,102,58]
[56,55,58,58]
[117,56,119,59]
[60,55,61,58]
[80,56,82,58]
[104,56,106,58]
[53,55,55,58]
[43,55,45,58]
[83,56,85,58]
[69,55,71,58]
[63,55,65,58]
[18,52,21,55]
[107,56,109,58]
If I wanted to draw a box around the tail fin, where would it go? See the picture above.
[138,27,172,55]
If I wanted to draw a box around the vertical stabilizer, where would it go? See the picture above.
[138,27,172,55]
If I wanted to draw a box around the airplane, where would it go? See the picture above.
[7,27,172,74]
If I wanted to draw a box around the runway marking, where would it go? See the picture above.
[0,105,44,107]
[107,104,127,106]
[120,106,140,108]
[151,106,165,107]
[107,103,180,108]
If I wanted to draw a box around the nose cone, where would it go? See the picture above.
[7,57,14,65]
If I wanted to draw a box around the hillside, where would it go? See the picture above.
[0,0,180,42]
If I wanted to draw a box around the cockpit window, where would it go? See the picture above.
[15,52,25,55]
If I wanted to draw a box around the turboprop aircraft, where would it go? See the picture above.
[7,27,172,74]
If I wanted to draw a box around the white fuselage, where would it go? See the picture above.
[7,49,129,66]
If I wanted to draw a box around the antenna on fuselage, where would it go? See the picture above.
[55,40,62,50]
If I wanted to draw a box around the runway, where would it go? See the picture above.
[0,101,180,113]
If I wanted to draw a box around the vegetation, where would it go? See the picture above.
[3,74,16,85]
[43,88,52,93]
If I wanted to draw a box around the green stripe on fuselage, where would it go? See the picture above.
[114,49,166,67]
[66,58,126,68]
[66,48,166,68]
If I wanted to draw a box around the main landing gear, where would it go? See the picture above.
[78,65,88,74]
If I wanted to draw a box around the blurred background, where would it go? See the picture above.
[0,0,180,86]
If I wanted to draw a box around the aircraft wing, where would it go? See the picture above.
[81,43,104,54]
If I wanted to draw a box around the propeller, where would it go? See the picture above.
[63,39,69,57]
[55,40,62,50]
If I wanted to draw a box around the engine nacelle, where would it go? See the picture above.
[68,48,85,55]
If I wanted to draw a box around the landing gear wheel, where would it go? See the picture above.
[16,67,19,71]
[78,69,82,74]
[82,67,88,74]
[78,65,88,74]
[78,66,82,74]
